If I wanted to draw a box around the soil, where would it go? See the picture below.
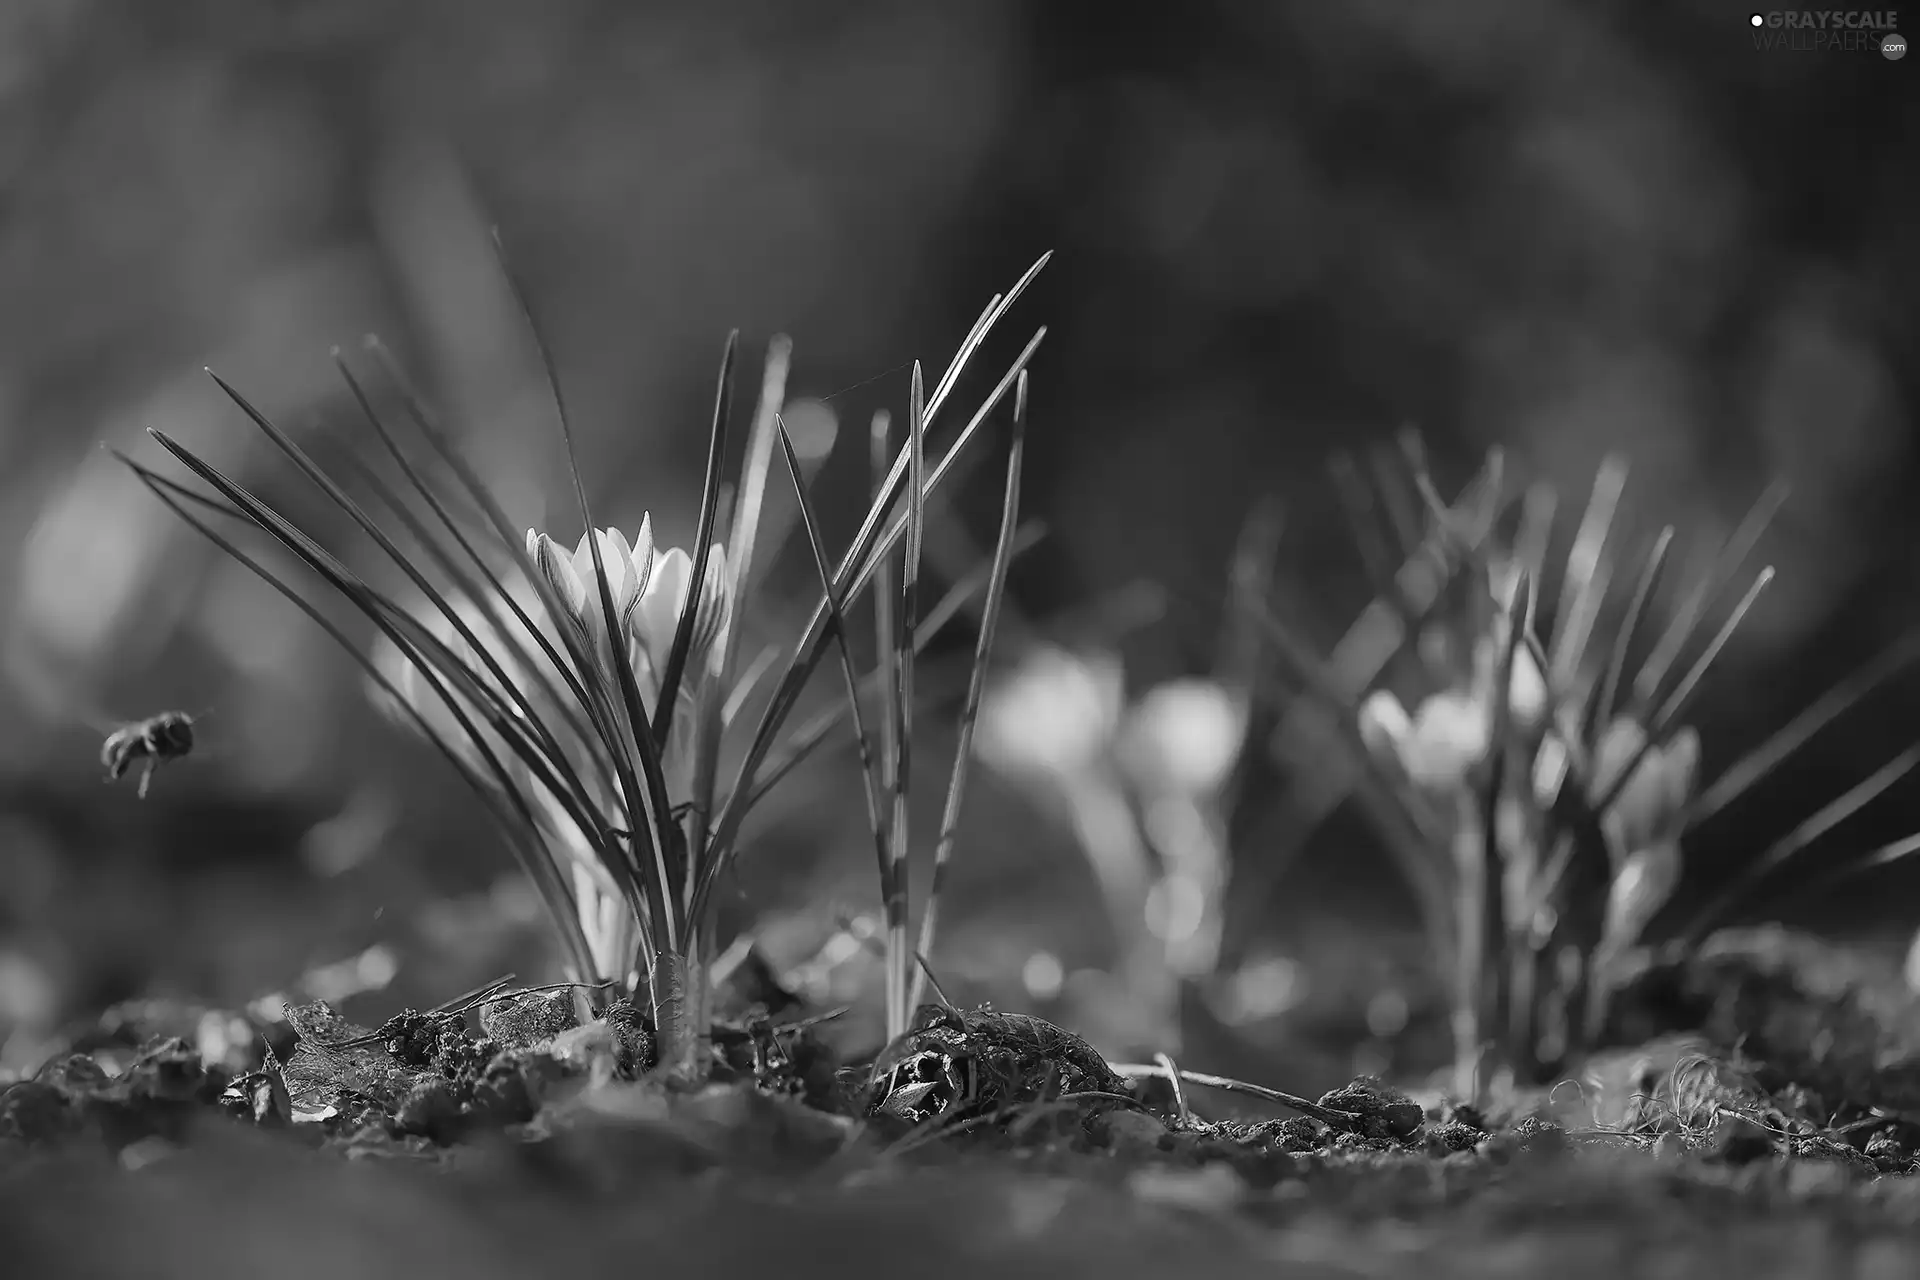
[6,924,1920,1280]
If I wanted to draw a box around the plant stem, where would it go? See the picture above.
[649,948,695,1077]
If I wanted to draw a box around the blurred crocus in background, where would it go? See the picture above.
[975,640,1253,1055]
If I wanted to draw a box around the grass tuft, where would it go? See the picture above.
[128,228,1053,1077]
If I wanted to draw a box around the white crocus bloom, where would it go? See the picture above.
[627,542,730,711]
[526,520,654,664]
[1119,678,1249,798]
[1592,716,1699,857]
[368,516,737,984]
[1357,626,1549,795]
[525,518,729,714]
[1592,716,1699,961]
[975,645,1126,782]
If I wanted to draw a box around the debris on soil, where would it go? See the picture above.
[864,1002,1138,1130]
[478,989,577,1050]
[12,930,1920,1279]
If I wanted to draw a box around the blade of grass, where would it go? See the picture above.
[1797,832,1920,901]
[1548,457,1627,694]
[1261,453,1513,860]
[139,430,617,875]
[205,370,599,829]
[1592,568,1775,818]
[1592,526,1673,740]
[358,335,645,847]
[1648,567,1774,739]
[1513,481,1558,597]
[1248,597,1457,961]
[333,352,603,758]
[1679,738,1920,946]
[1331,451,1512,699]
[362,335,542,565]
[1630,480,1789,716]
[711,323,1043,832]
[886,365,930,1037]
[695,295,1048,915]
[1329,452,1394,593]
[776,415,891,959]
[722,642,781,729]
[125,454,599,981]
[740,521,1046,811]
[906,370,1027,1012]
[868,408,906,1037]
[1370,441,1421,560]
[653,329,738,744]
[686,336,790,900]
[1478,568,1534,1069]
[1220,497,1283,692]
[490,229,680,968]
[1686,631,1920,830]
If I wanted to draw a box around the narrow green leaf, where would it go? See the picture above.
[906,369,1027,1011]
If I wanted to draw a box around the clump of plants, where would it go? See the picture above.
[1244,435,1920,1103]
[118,235,1047,1084]
[14,222,1916,1213]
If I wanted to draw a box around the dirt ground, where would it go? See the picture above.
[5,1121,1920,1280]
[8,925,1920,1280]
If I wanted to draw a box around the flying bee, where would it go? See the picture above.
[100,709,200,799]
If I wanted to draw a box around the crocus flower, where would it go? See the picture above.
[1357,625,1549,796]
[1117,677,1249,799]
[975,645,1126,783]
[524,520,731,723]
[1592,716,1699,960]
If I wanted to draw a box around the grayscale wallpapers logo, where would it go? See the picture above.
[1749,11,1906,55]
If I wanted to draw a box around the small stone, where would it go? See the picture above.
[1317,1076,1423,1141]
[1706,1113,1778,1165]
[1427,1119,1483,1154]
[480,990,578,1051]
[1244,1116,1328,1153]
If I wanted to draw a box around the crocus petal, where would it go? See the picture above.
[976,645,1126,780]
[624,514,656,634]
[695,542,730,666]
[1405,689,1489,790]
[597,527,642,625]
[635,545,692,664]
[1596,717,1699,855]
[1600,839,1682,957]
[1119,678,1249,797]
[1357,689,1414,768]
[527,530,588,620]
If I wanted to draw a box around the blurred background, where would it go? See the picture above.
[0,0,1914,1093]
